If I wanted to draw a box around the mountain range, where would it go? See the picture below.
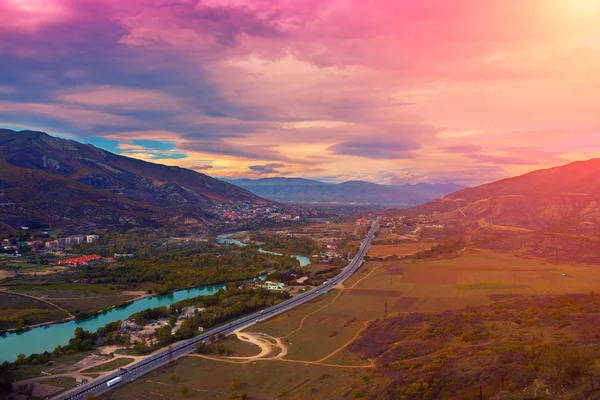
[224,177,464,206]
[0,129,261,232]
[10,128,599,237]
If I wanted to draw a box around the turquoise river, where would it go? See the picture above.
[0,236,310,363]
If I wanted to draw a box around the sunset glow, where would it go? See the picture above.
[1,0,600,185]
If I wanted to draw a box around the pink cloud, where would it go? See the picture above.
[2,0,600,185]
[56,86,183,111]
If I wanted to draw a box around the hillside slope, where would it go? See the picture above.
[0,129,262,231]
[414,159,600,232]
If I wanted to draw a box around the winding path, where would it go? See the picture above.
[189,264,388,370]
[0,289,75,319]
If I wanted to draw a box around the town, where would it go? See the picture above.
[1,233,99,254]
[207,201,325,226]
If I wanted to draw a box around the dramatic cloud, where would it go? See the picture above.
[248,163,286,175]
[2,0,600,185]
[327,140,420,160]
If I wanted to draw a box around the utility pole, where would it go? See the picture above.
[384,298,388,318]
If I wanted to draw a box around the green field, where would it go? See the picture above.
[81,358,135,374]
[75,249,600,398]
[4,353,86,382]
[105,356,386,400]
[249,250,600,364]
[9,283,121,294]
[6,284,139,316]
[1,261,50,273]
[221,337,262,357]
[0,292,70,329]
[21,377,80,400]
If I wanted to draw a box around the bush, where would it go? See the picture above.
[179,385,189,397]
[230,378,242,390]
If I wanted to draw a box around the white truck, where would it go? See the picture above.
[106,376,123,388]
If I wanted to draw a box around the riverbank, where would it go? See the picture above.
[217,234,311,267]
[0,284,228,363]
[0,236,299,362]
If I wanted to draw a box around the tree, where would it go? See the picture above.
[230,378,242,390]
[196,342,206,354]
[18,383,35,400]
[179,385,190,397]
[74,327,86,340]
[133,338,148,355]
[155,325,173,346]
[0,376,12,393]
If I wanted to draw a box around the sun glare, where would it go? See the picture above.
[560,0,600,18]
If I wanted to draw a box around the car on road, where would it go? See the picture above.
[106,377,122,388]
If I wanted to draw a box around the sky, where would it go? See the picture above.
[1,0,600,185]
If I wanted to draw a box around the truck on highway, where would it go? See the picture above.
[106,376,123,388]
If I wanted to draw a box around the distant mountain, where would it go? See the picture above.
[413,159,600,232]
[0,129,262,232]
[224,177,464,206]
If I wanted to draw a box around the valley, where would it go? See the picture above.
[103,244,600,399]
[4,133,600,399]
[3,1,600,398]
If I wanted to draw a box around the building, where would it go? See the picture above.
[57,254,103,266]
[65,235,86,246]
[86,235,99,244]
[45,240,59,249]
[357,217,369,227]
[262,281,286,291]
[114,253,135,258]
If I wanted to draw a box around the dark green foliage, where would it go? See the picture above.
[249,234,320,255]
[130,307,170,326]
[171,286,289,341]
[73,239,294,289]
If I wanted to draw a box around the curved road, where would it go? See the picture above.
[56,218,380,400]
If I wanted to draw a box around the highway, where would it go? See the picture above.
[55,218,380,400]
